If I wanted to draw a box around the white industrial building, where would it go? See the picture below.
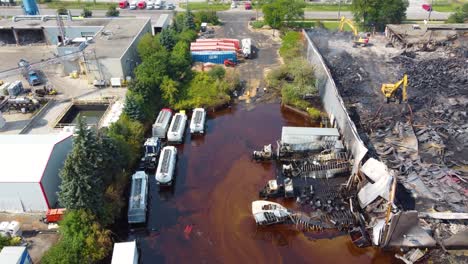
[0,133,73,212]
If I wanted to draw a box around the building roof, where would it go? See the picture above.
[111,241,137,264]
[0,247,27,262]
[0,133,72,183]
[0,17,151,59]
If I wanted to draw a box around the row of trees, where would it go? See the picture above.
[259,0,408,31]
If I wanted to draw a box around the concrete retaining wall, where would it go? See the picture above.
[303,29,368,175]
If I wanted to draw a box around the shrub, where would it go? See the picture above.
[195,10,220,25]
[106,5,119,17]
[208,66,226,80]
[307,107,321,120]
[82,8,92,18]
[57,7,68,15]
[251,20,265,29]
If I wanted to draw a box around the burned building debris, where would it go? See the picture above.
[250,25,468,262]
[302,25,467,260]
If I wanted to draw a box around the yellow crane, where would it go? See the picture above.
[381,74,408,104]
[338,16,370,47]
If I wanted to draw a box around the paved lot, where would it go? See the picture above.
[216,12,281,101]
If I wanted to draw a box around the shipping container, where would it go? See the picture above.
[152,108,173,138]
[155,146,177,186]
[191,42,235,48]
[191,51,237,64]
[190,46,237,52]
[196,38,240,49]
[190,108,206,134]
[167,111,187,143]
[128,171,148,224]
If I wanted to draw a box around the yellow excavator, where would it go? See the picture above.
[338,16,370,47]
[381,74,408,104]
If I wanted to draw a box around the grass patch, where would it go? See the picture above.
[251,20,265,29]
[304,3,351,11]
[307,107,321,120]
[45,1,116,10]
[286,20,355,31]
[179,2,230,11]
[432,0,463,12]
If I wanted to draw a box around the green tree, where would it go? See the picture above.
[41,210,112,264]
[262,0,305,28]
[58,118,104,216]
[135,49,170,88]
[177,29,198,43]
[106,4,120,17]
[262,4,283,29]
[160,28,177,51]
[447,3,468,23]
[137,34,163,58]
[124,91,148,122]
[81,7,92,17]
[184,10,196,30]
[107,115,144,167]
[160,76,179,106]
[208,65,226,80]
[352,0,408,30]
[170,40,191,80]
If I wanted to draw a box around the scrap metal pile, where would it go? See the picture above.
[313,28,468,261]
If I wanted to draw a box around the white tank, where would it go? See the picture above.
[190,108,206,134]
[152,108,173,138]
[167,111,187,143]
[155,146,177,186]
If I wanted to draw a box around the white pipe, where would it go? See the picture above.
[12,15,70,23]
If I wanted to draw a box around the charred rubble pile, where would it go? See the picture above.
[324,52,467,261]
[252,128,360,233]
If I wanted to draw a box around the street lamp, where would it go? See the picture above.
[338,0,342,20]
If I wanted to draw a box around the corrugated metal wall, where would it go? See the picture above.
[0,183,46,212]
[303,30,368,175]
[42,136,73,209]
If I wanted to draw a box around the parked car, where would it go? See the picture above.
[119,0,129,8]
[166,2,175,9]
[146,0,155,9]
[231,2,237,8]
[137,0,146,9]
[129,0,137,9]
[244,2,251,9]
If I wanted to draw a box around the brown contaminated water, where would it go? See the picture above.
[129,102,395,264]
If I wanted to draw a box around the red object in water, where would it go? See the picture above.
[184,225,193,239]
[119,0,129,8]
[422,4,432,12]
[45,208,66,223]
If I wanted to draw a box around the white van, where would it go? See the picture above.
[154,0,162,9]
[129,1,137,9]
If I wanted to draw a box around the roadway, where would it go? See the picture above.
[0,6,451,21]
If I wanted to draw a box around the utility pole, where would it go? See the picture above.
[338,0,342,20]
[427,0,434,21]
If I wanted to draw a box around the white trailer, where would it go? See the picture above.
[167,111,187,143]
[111,241,139,264]
[127,171,148,224]
[241,38,252,58]
[155,146,177,186]
[190,108,206,134]
[152,108,173,138]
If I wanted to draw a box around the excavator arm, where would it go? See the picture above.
[339,16,359,36]
[381,74,408,103]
